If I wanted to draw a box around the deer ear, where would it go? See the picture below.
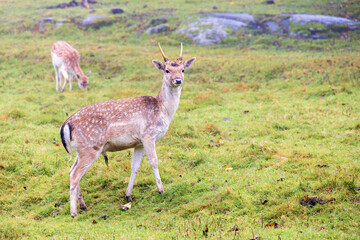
[152,60,165,71]
[183,57,196,69]
[86,71,91,77]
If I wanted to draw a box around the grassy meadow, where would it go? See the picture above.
[0,0,360,239]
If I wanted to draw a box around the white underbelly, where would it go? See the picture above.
[103,136,140,152]
[111,134,137,146]
[103,123,141,152]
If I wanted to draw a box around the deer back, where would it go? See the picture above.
[63,96,167,149]
[51,41,82,73]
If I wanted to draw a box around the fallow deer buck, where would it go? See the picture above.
[51,41,91,92]
[60,43,196,217]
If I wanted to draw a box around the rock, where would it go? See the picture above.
[150,17,168,26]
[176,12,360,43]
[177,16,247,45]
[264,21,279,33]
[284,14,359,39]
[206,13,254,22]
[265,0,275,4]
[287,14,354,26]
[146,24,168,34]
[280,19,291,30]
[110,7,124,14]
[80,15,113,29]
[38,17,55,31]
[242,13,360,39]
[193,26,227,45]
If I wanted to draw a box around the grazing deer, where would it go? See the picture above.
[60,43,196,217]
[51,41,91,92]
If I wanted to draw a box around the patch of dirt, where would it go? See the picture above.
[300,195,323,207]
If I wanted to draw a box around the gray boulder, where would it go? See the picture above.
[206,13,254,22]
[146,24,168,34]
[284,14,359,39]
[110,8,124,14]
[248,13,359,39]
[287,14,355,26]
[180,13,360,43]
[264,21,279,33]
[177,15,248,45]
[80,15,113,29]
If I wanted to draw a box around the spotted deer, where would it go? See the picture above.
[51,41,91,92]
[60,43,196,217]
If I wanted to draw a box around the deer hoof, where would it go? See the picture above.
[126,195,133,202]
[80,205,87,211]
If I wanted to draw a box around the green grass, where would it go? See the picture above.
[0,0,360,239]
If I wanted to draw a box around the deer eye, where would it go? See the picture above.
[165,70,169,73]
[182,69,184,73]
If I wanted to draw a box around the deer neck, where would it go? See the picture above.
[156,77,182,121]
[73,65,84,78]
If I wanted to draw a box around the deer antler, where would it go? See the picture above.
[177,42,183,61]
[158,43,169,62]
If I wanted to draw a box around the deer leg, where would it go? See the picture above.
[143,138,164,194]
[102,152,109,166]
[69,149,100,217]
[58,69,63,92]
[53,65,59,91]
[68,74,73,91]
[77,185,87,210]
[61,69,68,92]
[125,146,145,202]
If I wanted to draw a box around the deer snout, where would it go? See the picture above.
[174,78,182,85]
[79,82,88,91]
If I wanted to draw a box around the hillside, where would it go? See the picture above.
[0,0,359,239]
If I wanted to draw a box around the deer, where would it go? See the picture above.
[51,41,91,92]
[60,43,196,217]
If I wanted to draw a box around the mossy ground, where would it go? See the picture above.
[0,0,360,239]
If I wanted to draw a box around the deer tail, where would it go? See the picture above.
[60,122,72,162]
